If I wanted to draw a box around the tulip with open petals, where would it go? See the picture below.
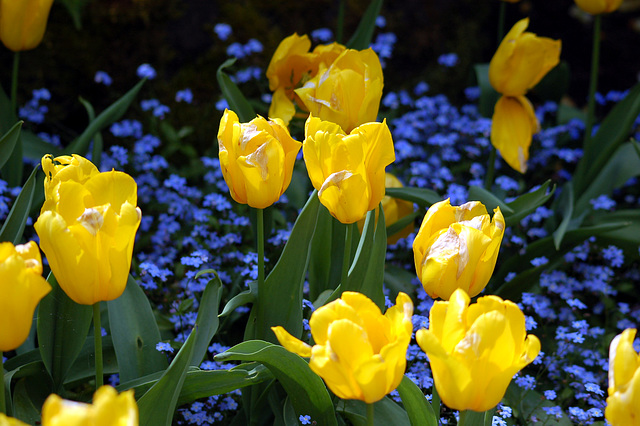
[416,288,540,412]
[606,328,640,425]
[272,291,413,403]
[0,0,54,51]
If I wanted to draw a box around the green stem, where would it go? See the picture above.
[336,0,345,44]
[497,1,506,45]
[484,145,497,190]
[458,409,487,426]
[341,223,354,286]
[93,303,103,389]
[584,14,601,147]
[0,352,5,414]
[257,208,265,289]
[366,402,374,426]
[431,383,441,422]
[10,52,19,116]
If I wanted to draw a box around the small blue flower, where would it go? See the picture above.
[175,88,193,103]
[156,342,174,353]
[94,71,112,86]
[590,194,616,211]
[311,28,333,42]
[544,390,557,400]
[137,63,157,80]
[437,53,459,67]
[299,415,312,425]
[214,23,232,40]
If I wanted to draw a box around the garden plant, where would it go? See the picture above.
[1,0,640,425]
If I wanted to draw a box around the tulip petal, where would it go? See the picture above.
[271,326,313,358]
[491,95,538,173]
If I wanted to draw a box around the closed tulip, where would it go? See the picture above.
[416,288,541,412]
[0,414,28,426]
[606,328,640,425]
[0,241,51,351]
[575,0,622,14]
[272,291,413,403]
[491,95,539,173]
[217,109,302,209]
[303,115,395,224]
[0,0,54,51]
[295,48,383,133]
[413,199,505,300]
[42,386,138,426]
[34,154,141,305]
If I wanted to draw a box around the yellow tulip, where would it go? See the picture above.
[266,33,345,125]
[34,154,142,305]
[416,288,541,412]
[357,173,415,244]
[0,241,51,352]
[606,328,640,425]
[491,95,539,173]
[0,0,54,51]
[217,109,302,209]
[272,291,413,403]
[575,0,623,14]
[413,199,505,300]
[295,48,383,133]
[303,115,395,224]
[41,386,138,426]
[489,18,561,97]
[0,413,28,426]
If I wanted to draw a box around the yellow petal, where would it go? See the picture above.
[0,0,54,51]
[318,170,371,224]
[268,88,297,128]
[271,326,312,358]
[491,95,538,174]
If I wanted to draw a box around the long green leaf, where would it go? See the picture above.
[338,397,410,426]
[190,272,223,366]
[0,165,38,244]
[22,130,64,161]
[552,183,574,250]
[37,273,93,390]
[468,186,514,215]
[137,325,197,426]
[346,0,384,50]
[396,376,437,426]
[79,96,103,169]
[107,275,168,383]
[217,58,256,122]
[385,187,440,207]
[308,206,346,301]
[215,340,338,426]
[0,121,22,170]
[219,281,258,317]
[505,180,555,225]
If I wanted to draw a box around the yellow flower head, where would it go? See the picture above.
[0,0,54,51]
[295,48,383,133]
[606,328,640,425]
[413,199,505,300]
[41,386,138,426]
[575,0,623,14]
[0,241,50,351]
[0,413,28,426]
[489,18,561,97]
[272,291,413,403]
[217,109,302,209]
[34,154,142,305]
[266,33,345,125]
[416,288,541,412]
[303,115,395,224]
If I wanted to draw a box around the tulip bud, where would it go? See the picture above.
[217,109,302,209]
[416,288,541,412]
[574,0,623,15]
[34,154,142,305]
[303,115,395,224]
[272,291,413,403]
[413,199,505,300]
[42,386,138,425]
[0,0,54,51]
[606,328,640,425]
[0,241,51,351]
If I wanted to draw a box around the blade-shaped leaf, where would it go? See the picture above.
[190,272,223,366]
[468,186,514,215]
[0,165,39,244]
[505,180,555,224]
[308,206,347,301]
[217,58,256,122]
[338,397,410,426]
[552,183,574,250]
[396,375,437,426]
[0,121,22,170]
[346,0,383,50]
[385,187,441,207]
[22,130,64,161]
[219,281,258,317]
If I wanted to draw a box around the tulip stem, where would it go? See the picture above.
[497,1,506,45]
[0,352,5,414]
[366,402,374,426]
[10,52,19,115]
[484,145,497,190]
[584,14,601,148]
[257,208,265,289]
[93,302,104,389]
[431,384,441,421]
[336,0,345,44]
[341,223,354,286]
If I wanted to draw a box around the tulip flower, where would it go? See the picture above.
[488,18,561,174]
[217,109,302,209]
[303,115,395,224]
[272,291,413,403]
[0,241,51,352]
[574,0,622,14]
[41,386,138,426]
[0,414,28,426]
[266,33,345,125]
[34,154,142,305]
[416,288,541,412]
[296,48,383,133]
[413,199,505,300]
[606,328,640,425]
[0,0,55,51]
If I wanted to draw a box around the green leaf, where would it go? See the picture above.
[58,0,90,30]
[252,192,320,342]
[64,336,118,385]
[78,97,103,169]
[467,186,514,215]
[308,206,347,301]
[0,121,22,170]
[385,187,440,207]
[22,130,64,161]
[65,79,146,156]
[384,265,418,296]
[346,0,383,50]
[217,58,256,122]
[37,273,93,390]
[215,340,337,426]
[219,281,258,317]
[386,210,419,239]
[530,60,570,104]
[337,397,410,426]
[107,275,168,384]
[11,374,52,424]
[396,375,437,426]
[474,64,500,118]
[0,165,39,244]
[137,325,197,426]
[589,209,640,249]
[504,180,555,224]
[552,184,574,250]
[505,382,572,426]
[190,272,223,366]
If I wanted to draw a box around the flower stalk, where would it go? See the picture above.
[584,14,601,147]
[93,303,103,389]
[0,352,5,414]
[341,222,354,286]
[366,402,374,426]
